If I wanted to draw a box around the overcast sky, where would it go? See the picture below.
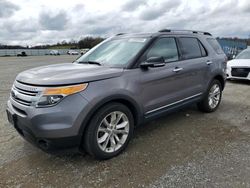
[0,0,250,45]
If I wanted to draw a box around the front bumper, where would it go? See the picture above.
[6,93,90,152]
[226,66,250,80]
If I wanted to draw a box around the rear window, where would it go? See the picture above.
[178,37,205,59]
[207,38,224,54]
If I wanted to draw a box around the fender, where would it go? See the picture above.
[206,69,226,91]
[78,94,144,136]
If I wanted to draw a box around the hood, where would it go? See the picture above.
[227,59,250,67]
[16,63,124,86]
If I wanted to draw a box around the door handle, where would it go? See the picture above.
[206,61,213,65]
[173,67,183,72]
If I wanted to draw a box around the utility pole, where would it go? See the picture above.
[248,35,250,47]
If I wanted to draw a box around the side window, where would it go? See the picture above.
[178,37,202,59]
[206,38,224,54]
[145,38,179,62]
[199,42,207,57]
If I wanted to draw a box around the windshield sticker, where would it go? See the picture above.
[128,38,147,43]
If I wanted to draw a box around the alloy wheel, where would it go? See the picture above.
[97,111,130,153]
[208,84,221,109]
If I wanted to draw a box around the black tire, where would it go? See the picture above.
[83,102,134,160]
[197,79,222,113]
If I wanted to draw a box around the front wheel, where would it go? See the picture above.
[83,103,134,160]
[197,80,222,113]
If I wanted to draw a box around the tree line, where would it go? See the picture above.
[0,36,105,49]
[1,36,249,50]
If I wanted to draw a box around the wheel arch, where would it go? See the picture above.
[213,74,225,90]
[78,94,143,136]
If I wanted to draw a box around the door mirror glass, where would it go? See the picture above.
[146,56,165,63]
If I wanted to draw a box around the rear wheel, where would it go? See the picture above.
[197,80,222,113]
[83,103,134,160]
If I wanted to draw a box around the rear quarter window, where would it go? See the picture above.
[206,38,224,54]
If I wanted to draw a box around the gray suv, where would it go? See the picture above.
[6,30,227,159]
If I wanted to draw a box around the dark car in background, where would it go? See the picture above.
[17,51,27,57]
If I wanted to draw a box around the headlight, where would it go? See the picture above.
[36,83,88,107]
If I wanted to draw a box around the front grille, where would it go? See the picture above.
[14,86,37,96]
[10,81,43,106]
[231,67,250,78]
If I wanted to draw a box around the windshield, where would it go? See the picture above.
[236,50,250,59]
[75,37,149,67]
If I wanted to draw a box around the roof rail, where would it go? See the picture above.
[158,29,171,32]
[116,33,126,36]
[158,29,212,36]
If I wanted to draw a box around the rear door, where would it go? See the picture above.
[175,37,209,96]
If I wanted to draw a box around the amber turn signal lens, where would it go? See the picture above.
[43,83,88,96]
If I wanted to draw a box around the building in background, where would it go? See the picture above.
[217,38,247,59]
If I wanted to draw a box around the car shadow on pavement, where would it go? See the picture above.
[227,79,250,85]
[38,104,200,161]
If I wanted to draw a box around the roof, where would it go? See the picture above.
[115,29,213,39]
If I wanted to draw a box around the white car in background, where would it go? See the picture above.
[67,50,79,55]
[49,50,60,55]
[227,49,250,80]
[80,48,89,55]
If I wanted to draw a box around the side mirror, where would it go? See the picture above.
[140,56,165,69]
[232,55,236,59]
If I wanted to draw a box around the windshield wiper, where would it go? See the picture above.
[77,61,102,66]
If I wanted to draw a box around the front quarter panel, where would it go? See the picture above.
[79,69,144,125]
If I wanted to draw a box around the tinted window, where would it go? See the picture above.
[178,37,202,59]
[207,38,224,54]
[199,42,207,57]
[146,38,178,62]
